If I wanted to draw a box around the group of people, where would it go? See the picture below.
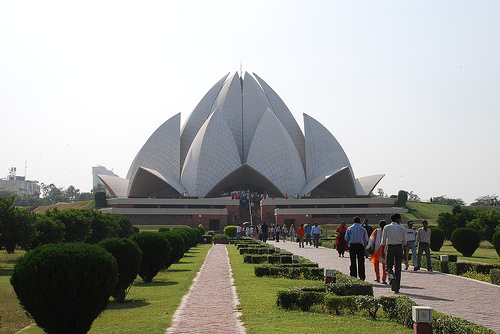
[336,215,432,294]
[295,222,323,248]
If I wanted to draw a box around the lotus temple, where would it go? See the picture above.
[99,72,405,230]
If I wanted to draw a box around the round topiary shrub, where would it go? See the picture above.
[451,228,481,257]
[98,238,142,303]
[130,232,172,283]
[493,230,500,258]
[10,243,118,334]
[429,227,445,251]
[224,225,237,238]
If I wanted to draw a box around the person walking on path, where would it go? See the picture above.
[367,220,387,283]
[297,224,305,248]
[415,220,432,271]
[404,220,417,270]
[261,221,268,243]
[345,216,369,280]
[362,219,373,258]
[304,222,312,246]
[275,224,280,242]
[381,213,407,293]
[335,221,348,257]
[312,222,322,248]
[289,225,295,243]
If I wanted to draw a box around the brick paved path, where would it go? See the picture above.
[268,240,500,333]
[165,244,245,334]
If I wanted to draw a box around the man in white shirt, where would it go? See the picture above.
[380,213,407,293]
[404,221,417,270]
[415,220,432,272]
[236,224,242,240]
[311,222,322,248]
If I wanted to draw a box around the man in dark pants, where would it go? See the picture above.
[381,213,407,293]
[345,216,369,280]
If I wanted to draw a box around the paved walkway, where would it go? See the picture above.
[166,244,245,334]
[268,240,500,333]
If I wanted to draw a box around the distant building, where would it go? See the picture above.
[0,168,40,197]
[92,166,118,190]
[99,71,406,230]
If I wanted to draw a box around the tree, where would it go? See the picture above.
[395,190,408,206]
[406,190,420,202]
[10,243,118,334]
[91,183,107,194]
[98,238,142,303]
[432,196,466,206]
[437,205,477,239]
[0,196,37,253]
[466,210,500,242]
[470,194,498,207]
[451,228,481,257]
[44,209,92,242]
[64,185,80,202]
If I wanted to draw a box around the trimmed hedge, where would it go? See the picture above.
[130,232,172,283]
[255,265,324,280]
[451,228,481,257]
[429,226,446,251]
[243,254,292,264]
[490,269,500,285]
[325,270,373,296]
[201,234,213,244]
[493,231,500,257]
[98,238,142,303]
[10,243,118,334]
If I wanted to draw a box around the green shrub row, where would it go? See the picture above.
[239,247,278,255]
[243,254,292,264]
[255,265,324,280]
[491,269,500,285]
[382,295,495,333]
[236,243,266,249]
[325,270,373,296]
[419,257,499,276]
[201,235,213,244]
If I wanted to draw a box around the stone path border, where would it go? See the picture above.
[268,240,500,333]
[166,244,245,334]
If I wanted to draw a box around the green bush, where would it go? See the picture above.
[429,226,445,251]
[379,296,416,328]
[490,269,500,285]
[130,232,172,283]
[451,228,481,257]
[448,262,473,275]
[396,190,408,206]
[31,214,65,248]
[10,243,118,334]
[493,231,500,257]
[323,295,357,315]
[433,311,496,333]
[355,296,381,319]
[158,227,170,232]
[254,265,323,280]
[325,271,373,296]
[94,191,107,208]
[224,225,237,238]
[201,234,213,244]
[159,232,185,269]
[98,238,142,303]
[276,289,325,311]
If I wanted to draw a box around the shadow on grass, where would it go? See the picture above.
[167,269,190,273]
[0,268,13,276]
[107,299,150,310]
[135,280,179,287]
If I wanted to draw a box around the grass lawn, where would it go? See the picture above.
[1,244,211,334]
[227,245,412,334]
[435,240,500,266]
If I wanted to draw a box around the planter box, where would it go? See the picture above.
[213,239,230,244]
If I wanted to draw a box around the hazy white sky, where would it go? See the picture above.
[1,1,499,204]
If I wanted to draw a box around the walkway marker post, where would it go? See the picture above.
[412,306,432,334]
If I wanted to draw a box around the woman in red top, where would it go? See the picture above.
[297,224,305,248]
[335,221,348,257]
